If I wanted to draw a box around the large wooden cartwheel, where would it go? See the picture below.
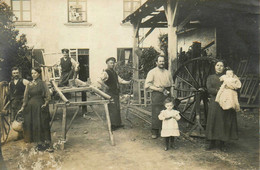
[173,57,218,137]
[0,81,11,144]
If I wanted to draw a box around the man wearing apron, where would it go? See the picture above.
[98,57,131,131]
[145,56,174,139]
[57,49,79,87]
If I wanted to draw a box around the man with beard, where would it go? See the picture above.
[145,56,174,139]
[8,67,29,140]
[97,57,131,131]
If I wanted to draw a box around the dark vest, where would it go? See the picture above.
[9,78,25,99]
[105,69,119,95]
[61,57,72,73]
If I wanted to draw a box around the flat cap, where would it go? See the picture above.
[106,57,116,63]
[61,49,69,54]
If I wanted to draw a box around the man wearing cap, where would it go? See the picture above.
[145,56,174,139]
[98,57,131,131]
[57,49,79,87]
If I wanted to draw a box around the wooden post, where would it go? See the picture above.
[104,103,115,146]
[132,19,141,101]
[61,105,67,150]
[164,0,179,98]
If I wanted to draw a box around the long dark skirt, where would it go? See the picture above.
[108,93,121,126]
[206,96,238,141]
[151,91,168,130]
[23,96,51,143]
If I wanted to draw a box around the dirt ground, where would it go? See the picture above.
[2,97,259,170]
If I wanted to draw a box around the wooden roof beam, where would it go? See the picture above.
[122,0,165,24]
[138,27,155,45]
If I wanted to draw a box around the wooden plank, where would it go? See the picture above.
[90,86,111,100]
[61,87,92,93]
[61,106,67,150]
[55,100,110,106]
[104,103,115,146]
[89,105,104,124]
[66,106,80,135]
[51,80,70,104]
[138,27,155,45]
[127,105,151,116]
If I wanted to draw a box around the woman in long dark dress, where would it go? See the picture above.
[206,61,238,151]
[18,68,52,152]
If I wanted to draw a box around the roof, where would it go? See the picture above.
[122,0,259,29]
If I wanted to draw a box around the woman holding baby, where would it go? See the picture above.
[205,60,241,151]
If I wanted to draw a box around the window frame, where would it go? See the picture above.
[123,0,141,19]
[117,48,133,65]
[67,0,88,23]
[11,0,32,22]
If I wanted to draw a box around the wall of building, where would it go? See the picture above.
[4,0,162,82]
[177,27,216,58]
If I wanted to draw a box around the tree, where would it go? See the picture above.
[139,47,160,79]
[158,33,168,69]
[0,1,31,81]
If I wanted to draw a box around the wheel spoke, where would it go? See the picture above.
[176,75,197,89]
[197,61,203,86]
[178,94,195,101]
[184,66,199,89]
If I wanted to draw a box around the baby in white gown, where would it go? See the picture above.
[216,69,241,112]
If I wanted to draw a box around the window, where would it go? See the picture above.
[68,0,87,23]
[11,0,31,22]
[117,48,133,65]
[123,0,141,19]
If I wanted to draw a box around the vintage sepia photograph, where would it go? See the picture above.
[0,0,259,169]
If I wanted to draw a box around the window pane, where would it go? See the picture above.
[22,11,31,21]
[125,50,131,64]
[124,2,131,11]
[78,2,86,11]
[133,2,141,11]
[124,11,131,18]
[22,0,30,11]
[80,12,86,21]
[12,1,20,10]
[13,11,20,21]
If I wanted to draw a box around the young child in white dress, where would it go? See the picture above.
[215,69,241,112]
[158,97,181,151]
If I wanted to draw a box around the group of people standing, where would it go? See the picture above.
[144,56,240,151]
[98,55,241,151]
[5,49,79,152]
[3,48,241,155]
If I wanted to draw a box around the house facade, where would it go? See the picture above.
[4,0,164,82]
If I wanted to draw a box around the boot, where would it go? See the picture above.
[170,137,177,149]
[164,137,170,151]
[219,141,227,152]
[205,140,215,150]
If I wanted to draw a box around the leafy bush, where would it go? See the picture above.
[138,47,160,79]
[0,2,31,81]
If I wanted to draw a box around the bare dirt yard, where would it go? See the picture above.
[2,97,259,170]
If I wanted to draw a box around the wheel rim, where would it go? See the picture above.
[0,82,11,144]
[173,57,218,125]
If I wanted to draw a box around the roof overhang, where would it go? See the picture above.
[122,0,259,29]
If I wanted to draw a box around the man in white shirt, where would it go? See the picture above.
[145,56,174,139]
[97,57,131,131]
